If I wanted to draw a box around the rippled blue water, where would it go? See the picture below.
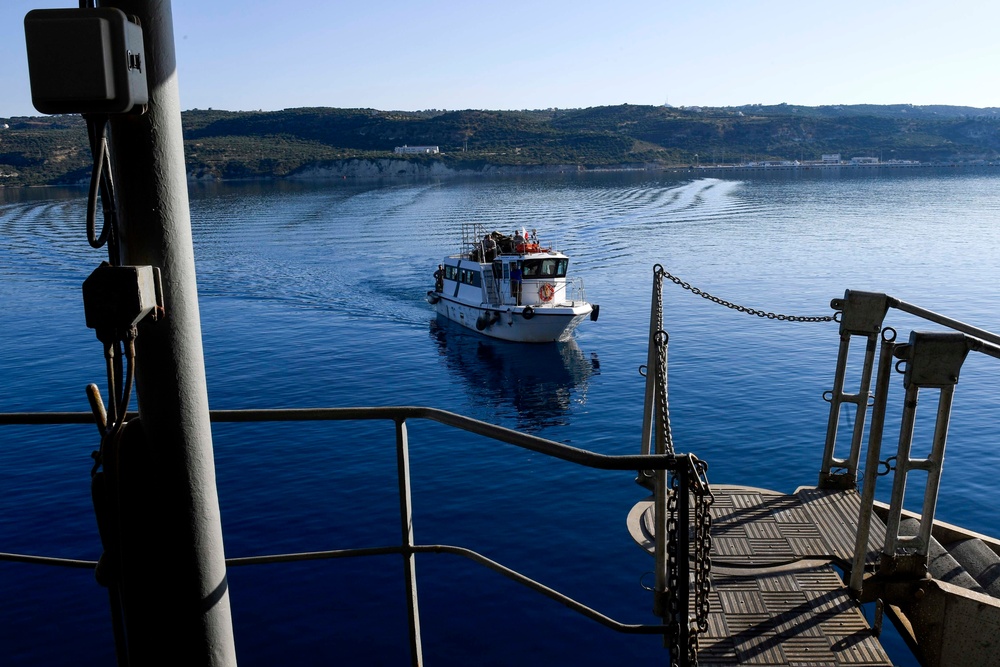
[3,169,1000,665]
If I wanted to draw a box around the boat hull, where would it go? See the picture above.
[432,294,591,343]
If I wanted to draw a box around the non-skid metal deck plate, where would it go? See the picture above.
[627,484,892,666]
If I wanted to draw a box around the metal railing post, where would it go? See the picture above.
[653,471,667,619]
[395,418,423,666]
[850,330,897,594]
[639,269,661,459]
[652,346,668,619]
[879,332,970,578]
[819,291,890,489]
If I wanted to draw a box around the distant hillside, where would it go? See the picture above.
[3,104,1000,186]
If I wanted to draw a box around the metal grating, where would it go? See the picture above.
[631,484,893,666]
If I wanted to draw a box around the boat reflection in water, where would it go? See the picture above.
[429,317,599,431]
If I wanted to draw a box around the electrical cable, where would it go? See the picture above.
[100,139,120,264]
[85,117,110,249]
[102,341,118,428]
[113,333,137,440]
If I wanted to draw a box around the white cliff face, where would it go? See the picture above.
[188,158,613,182]
[286,159,586,180]
[288,159,455,179]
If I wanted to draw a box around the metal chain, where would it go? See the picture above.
[651,267,674,457]
[654,265,834,323]
[690,456,714,664]
[653,265,665,331]
[666,473,681,661]
[654,330,675,457]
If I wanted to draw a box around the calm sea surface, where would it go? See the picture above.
[3,168,1000,665]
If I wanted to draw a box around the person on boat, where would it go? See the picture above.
[514,230,528,254]
[483,234,497,262]
[510,263,523,305]
[434,265,444,292]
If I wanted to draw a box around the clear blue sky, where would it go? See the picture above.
[4,0,1000,117]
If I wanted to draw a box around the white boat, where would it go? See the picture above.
[427,223,599,343]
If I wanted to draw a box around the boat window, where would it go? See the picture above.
[521,258,567,278]
[445,265,458,281]
[459,268,481,287]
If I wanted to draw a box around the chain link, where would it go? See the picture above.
[690,456,713,664]
[654,330,674,457]
[666,473,681,661]
[654,265,834,323]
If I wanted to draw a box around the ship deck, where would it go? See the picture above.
[628,484,894,666]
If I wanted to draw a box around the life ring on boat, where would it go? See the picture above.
[521,305,535,320]
[538,283,555,302]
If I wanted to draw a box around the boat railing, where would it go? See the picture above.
[0,406,705,665]
[460,221,489,259]
[814,291,1000,599]
[562,276,587,306]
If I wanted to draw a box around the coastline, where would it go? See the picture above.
[5,158,999,189]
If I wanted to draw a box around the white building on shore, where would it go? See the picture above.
[394,145,440,155]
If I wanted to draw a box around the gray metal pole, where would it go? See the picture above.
[102,1,237,664]
[639,270,660,458]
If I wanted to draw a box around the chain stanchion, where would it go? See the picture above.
[646,266,715,666]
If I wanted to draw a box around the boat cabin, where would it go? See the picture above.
[441,250,573,308]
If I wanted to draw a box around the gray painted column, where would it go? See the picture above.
[103,1,237,664]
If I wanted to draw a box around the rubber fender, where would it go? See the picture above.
[476,315,488,330]
[426,291,440,304]
[590,304,600,321]
[945,538,1000,597]
[522,306,535,320]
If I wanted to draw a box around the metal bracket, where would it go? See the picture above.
[24,8,149,115]
[82,263,164,342]
[855,570,931,605]
[831,290,891,336]
[894,331,971,389]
